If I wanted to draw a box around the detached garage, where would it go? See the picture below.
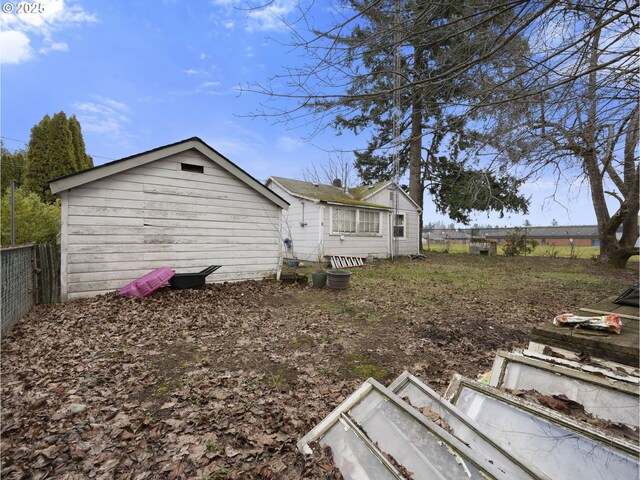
[49,137,289,301]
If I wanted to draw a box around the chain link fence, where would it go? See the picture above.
[1,244,60,334]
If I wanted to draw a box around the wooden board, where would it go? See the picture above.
[530,296,639,367]
[330,256,365,268]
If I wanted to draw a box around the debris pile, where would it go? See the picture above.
[301,347,640,479]
[553,313,622,334]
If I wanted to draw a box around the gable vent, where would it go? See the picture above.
[181,163,204,173]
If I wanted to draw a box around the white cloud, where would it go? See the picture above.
[200,81,221,88]
[0,30,32,64]
[210,0,295,33]
[1,0,96,64]
[246,0,296,32]
[277,135,303,153]
[72,97,131,136]
[39,41,68,54]
[182,68,201,75]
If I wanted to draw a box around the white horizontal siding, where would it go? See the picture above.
[365,185,418,212]
[67,240,276,254]
[367,186,420,256]
[268,183,323,262]
[63,149,281,300]
[67,269,272,297]
[323,207,390,258]
[396,211,420,255]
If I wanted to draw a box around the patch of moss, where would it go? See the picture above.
[290,334,315,348]
[348,354,389,381]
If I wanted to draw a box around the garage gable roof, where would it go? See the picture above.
[49,137,289,210]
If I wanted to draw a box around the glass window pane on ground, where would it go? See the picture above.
[454,386,639,480]
[350,390,486,480]
[321,419,399,480]
[497,361,639,427]
[393,377,547,480]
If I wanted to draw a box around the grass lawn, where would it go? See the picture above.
[2,255,637,478]
[426,242,639,262]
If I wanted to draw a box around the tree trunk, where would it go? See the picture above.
[409,47,424,250]
[582,14,638,268]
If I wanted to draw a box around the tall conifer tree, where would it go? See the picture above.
[69,115,93,170]
[24,115,53,202]
[24,112,92,203]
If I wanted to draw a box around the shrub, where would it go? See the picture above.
[543,243,560,258]
[1,187,61,246]
[501,228,538,256]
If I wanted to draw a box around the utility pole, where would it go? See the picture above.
[10,179,16,246]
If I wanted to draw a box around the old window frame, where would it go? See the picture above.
[298,378,506,479]
[393,213,406,239]
[331,207,357,234]
[358,209,380,234]
[444,374,640,480]
[489,350,639,427]
[330,207,381,236]
[388,371,550,480]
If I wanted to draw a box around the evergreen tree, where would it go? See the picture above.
[0,142,26,193]
[48,111,77,176]
[24,111,92,203]
[283,1,531,227]
[24,114,53,202]
[69,115,93,170]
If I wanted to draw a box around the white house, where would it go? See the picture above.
[266,176,421,262]
[49,137,289,300]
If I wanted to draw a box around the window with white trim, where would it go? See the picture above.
[393,213,406,238]
[358,210,380,234]
[332,208,357,233]
[331,207,381,235]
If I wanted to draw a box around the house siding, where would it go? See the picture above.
[268,183,322,262]
[366,186,420,255]
[63,150,281,300]
[323,206,390,258]
[267,179,421,260]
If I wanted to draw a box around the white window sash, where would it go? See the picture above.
[331,207,381,236]
[394,213,406,239]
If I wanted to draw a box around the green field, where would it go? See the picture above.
[423,242,638,262]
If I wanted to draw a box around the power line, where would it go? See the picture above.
[1,136,116,161]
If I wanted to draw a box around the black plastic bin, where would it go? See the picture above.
[169,265,221,289]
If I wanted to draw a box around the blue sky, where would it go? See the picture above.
[1,0,601,227]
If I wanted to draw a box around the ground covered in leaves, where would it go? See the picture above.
[2,254,637,479]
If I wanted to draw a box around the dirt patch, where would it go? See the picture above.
[1,256,636,478]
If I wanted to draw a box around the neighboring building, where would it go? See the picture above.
[266,177,421,262]
[423,225,607,247]
[49,137,289,301]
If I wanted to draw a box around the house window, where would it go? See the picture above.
[359,210,380,234]
[332,208,357,233]
[394,213,406,238]
[331,208,381,235]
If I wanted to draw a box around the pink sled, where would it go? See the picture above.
[118,267,175,298]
